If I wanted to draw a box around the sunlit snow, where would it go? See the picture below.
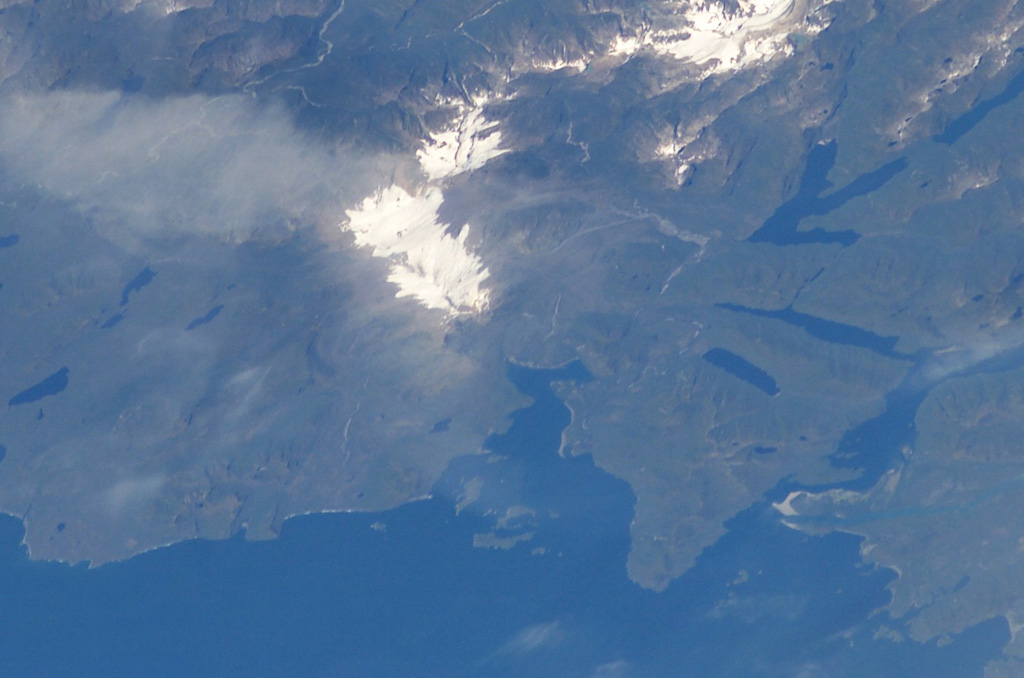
[343,185,491,317]
[417,103,509,182]
[527,57,590,74]
[344,97,508,319]
[615,0,828,76]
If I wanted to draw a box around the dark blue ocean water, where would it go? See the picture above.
[0,364,1007,677]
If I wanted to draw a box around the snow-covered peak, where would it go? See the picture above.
[343,186,491,317]
[417,101,509,182]
[614,0,830,77]
[340,94,511,320]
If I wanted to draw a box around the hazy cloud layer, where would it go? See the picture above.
[0,91,375,246]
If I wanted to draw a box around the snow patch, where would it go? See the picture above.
[653,125,717,184]
[343,185,490,317]
[611,35,643,56]
[529,57,590,73]
[417,102,509,182]
[128,0,214,14]
[651,0,795,73]
[615,0,830,76]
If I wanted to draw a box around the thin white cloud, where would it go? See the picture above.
[496,620,565,655]
[103,475,166,515]
[590,660,632,678]
[0,91,371,245]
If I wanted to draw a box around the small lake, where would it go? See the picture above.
[702,348,779,395]
[7,367,70,407]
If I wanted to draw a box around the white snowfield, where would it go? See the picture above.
[122,0,214,15]
[343,99,507,319]
[655,135,710,181]
[615,0,824,76]
[525,57,590,74]
[417,103,510,182]
[344,186,491,316]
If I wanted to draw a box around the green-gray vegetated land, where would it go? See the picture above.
[1,0,1024,674]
